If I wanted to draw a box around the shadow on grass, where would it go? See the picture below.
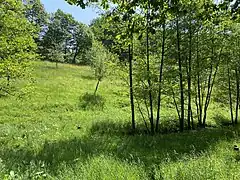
[0,121,236,177]
[41,64,58,69]
[78,93,105,110]
[80,75,95,80]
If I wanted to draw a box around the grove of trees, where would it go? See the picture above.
[66,0,240,134]
[1,0,240,134]
[23,0,95,66]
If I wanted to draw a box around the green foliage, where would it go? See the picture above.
[88,41,108,81]
[0,0,37,93]
[66,0,240,131]
[3,0,240,177]
[23,0,49,40]
[40,10,69,65]
[86,40,118,94]
[73,23,93,64]
[40,9,93,65]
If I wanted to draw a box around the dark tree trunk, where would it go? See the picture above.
[172,88,181,121]
[227,63,234,125]
[136,100,150,133]
[147,0,154,134]
[195,91,200,124]
[187,21,192,130]
[94,80,100,95]
[129,40,135,130]
[191,109,194,129]
[235,68,240,124]
[202,45,221,127]
[196,31,202,126]
[176,16,184,132]
[156,21,165,132]
[202,64,213,127]
[72,48,79,64]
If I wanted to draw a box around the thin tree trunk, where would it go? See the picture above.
[202,64,213,127]
[235,68,240,124]
[146,0,154,134]
[129,41,135,130]
[191,109,194,129]
[176,15,184,132]
[94,80,100,95]
[203,46,222,127]
[196,31,202,126]
[197,55,202,124]
[136,99,150,134]
[156,21,165,132]
[195,90,200,123]
[172,87,181,121]
[140,79,151,119]
[202,37,215,127]
[227,63,234,125]
[187,20,192,130]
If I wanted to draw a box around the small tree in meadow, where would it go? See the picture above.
[88,41,108,95]
[79,40,111,110]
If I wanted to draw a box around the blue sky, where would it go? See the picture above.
[41,0,99,25]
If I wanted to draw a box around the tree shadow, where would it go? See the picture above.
[78,93,105,110]
[0,121,236,177]
[41,64,59,69]
[0,137,96,176]
[88,121,235,163]
[80,75,95,80]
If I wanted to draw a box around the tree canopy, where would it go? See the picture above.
[0,0,37,93]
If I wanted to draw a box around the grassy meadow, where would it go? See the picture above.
[0,61,240,179]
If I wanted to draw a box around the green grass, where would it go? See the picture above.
[1,61,240,179]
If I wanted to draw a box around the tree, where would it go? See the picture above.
[87,41,107,95]
[41,11,66,67]
[40,9,93,65]
[71,23,93,64]
[23,0,49,43]
[156,1,168,132]
[0,0,37,93]
[41,10,75,66]
[216,22,240,125]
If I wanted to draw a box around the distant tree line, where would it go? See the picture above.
[0,0,110,95]
[24,0,95,66]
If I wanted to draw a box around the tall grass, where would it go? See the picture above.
[0,61,239,179]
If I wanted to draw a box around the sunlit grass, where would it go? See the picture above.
[0,61,239,179]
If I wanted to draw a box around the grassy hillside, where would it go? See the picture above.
[0,61,240,179]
